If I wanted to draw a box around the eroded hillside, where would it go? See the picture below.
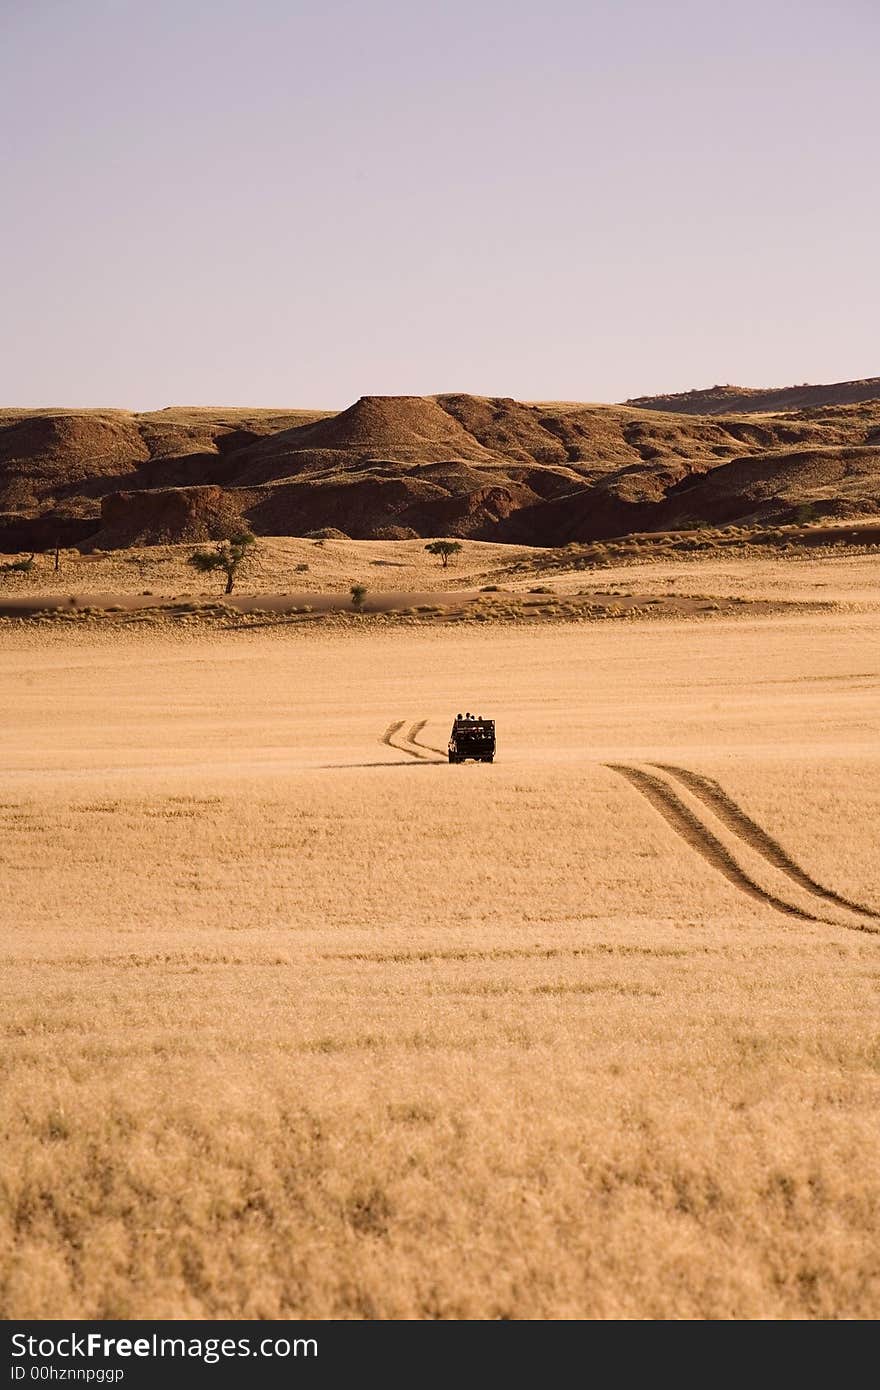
[1,387,878,551]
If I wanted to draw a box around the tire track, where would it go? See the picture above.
[407,720,446,757]
[653,763,880,925]
[380,720,407,750]
[380,720,441,761]
[606,764,824,923]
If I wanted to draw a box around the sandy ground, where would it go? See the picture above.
[1,554,879,1319]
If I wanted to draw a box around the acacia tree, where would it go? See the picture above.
[188,532,255,594]
[425,540,463,568]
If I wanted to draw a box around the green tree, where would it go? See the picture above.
[350,583,368,612]
[425,540,463,568]
[188,533,255,594]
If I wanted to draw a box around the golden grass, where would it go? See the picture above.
[2,532,877,609]
[1,575,879,1319]
[0,536,532,600]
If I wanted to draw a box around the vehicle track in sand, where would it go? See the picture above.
[406,720,447,757]
[652,763,880,923]
[380,720,407,750]
[608,763,880,935]
[380,720,443,762]
[606,764,825,923]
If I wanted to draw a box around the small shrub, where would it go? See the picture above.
[0,553,35,578]
[793,503,818,525]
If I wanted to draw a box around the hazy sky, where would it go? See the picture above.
[2,0,877,408]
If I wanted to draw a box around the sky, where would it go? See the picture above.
[1,0,877,409]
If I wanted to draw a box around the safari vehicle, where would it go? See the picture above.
[448,714,495,763]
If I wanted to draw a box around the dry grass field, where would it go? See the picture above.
[3,530,880,603]
[1,546,878,1319]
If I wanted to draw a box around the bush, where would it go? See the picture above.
[792,504,818,525]
[0,553,35,579]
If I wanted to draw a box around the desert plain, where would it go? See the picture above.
[1,537,878,1320]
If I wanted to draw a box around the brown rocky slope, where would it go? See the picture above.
[1,385,878,551]
[625,377,880,416]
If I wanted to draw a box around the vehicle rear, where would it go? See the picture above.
[448,717,495,763]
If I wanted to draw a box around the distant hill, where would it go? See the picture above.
[1,386,878,551]
[624,377,880,415]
